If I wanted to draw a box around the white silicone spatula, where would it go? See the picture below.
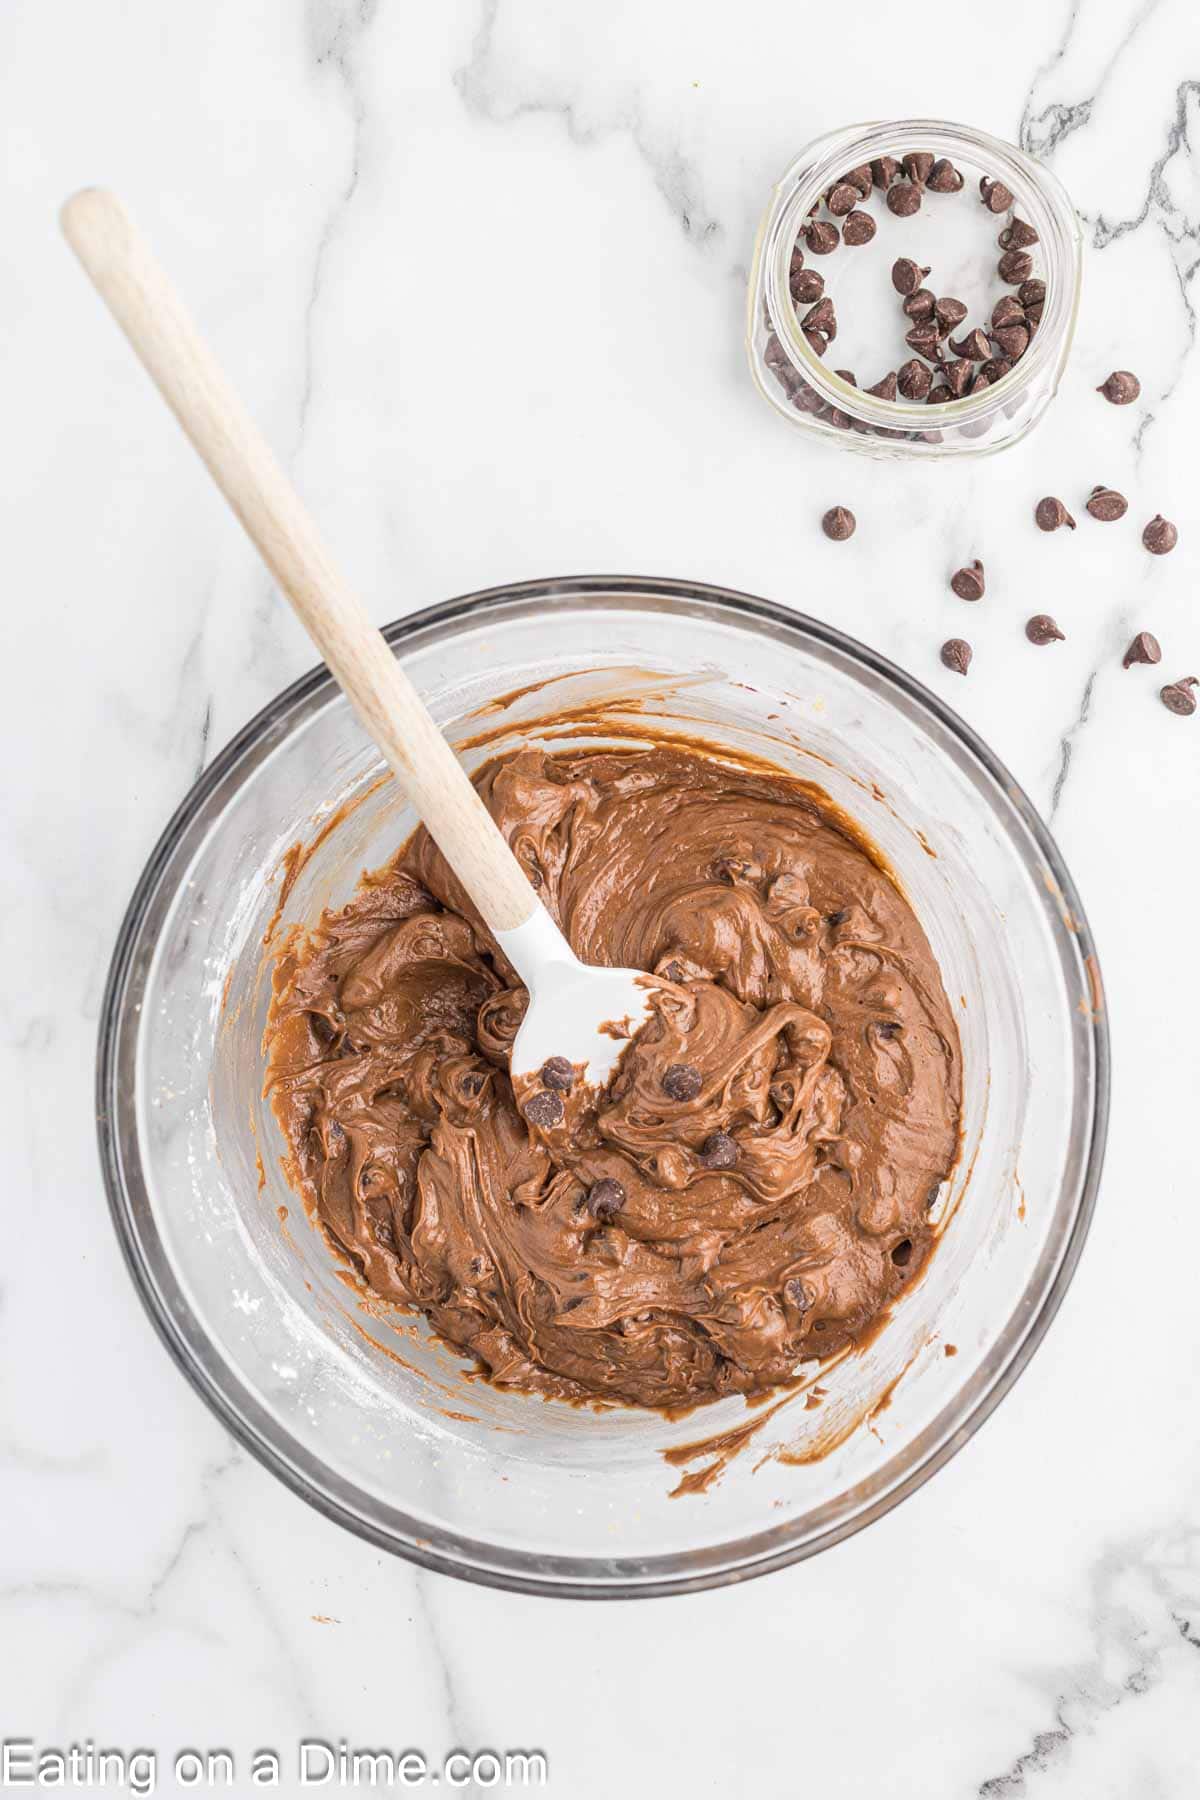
[62,188,653,1089]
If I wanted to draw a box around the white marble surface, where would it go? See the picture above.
[4,1,1199,1794]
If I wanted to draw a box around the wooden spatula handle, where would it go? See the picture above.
[61,187,539,935]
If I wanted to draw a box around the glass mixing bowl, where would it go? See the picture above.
[97,578,1108,1597]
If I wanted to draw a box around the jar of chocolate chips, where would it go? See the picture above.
[747,120,1083,456]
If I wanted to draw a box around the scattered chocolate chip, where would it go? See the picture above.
[803,328,829,358]
[904,322,942,362]
[927,157,963,192]
[992,323,1030,360]
[1035,496,1076,532]
[1097,369,1139,405]
[999,217,1039,249]
[585,1177,625,1219]
[897,358,933,400]
[950,559,985,600]
[1026,614,1065,645]
[662,1062,703,1101]
[886,181,922,217]
[541,1056,574,1092]
[866,371,899,401]
[1017,278,1046,308]
[891,257,931,296]
[792,267,826,304]
[1160,676,1198,716]
[1086,484,1128,522]
[841,209,876,246]
[834,367,857,386]
[1122,631,1161,669]
[934,296,968,335]
[991,295,1026,330]
[1142,514,1178,555]
[902,151,934,185]
[805,219,840,255]
[871,156,899,189]
[979,176,1014,213]
[944,358,973,398]
[949,327,991,362]
[844,164,873,197]
[699,1131,739,1170]
[826,182,859,216]
[802,296,837,340]
[903,287,936,322]
[998,248,1034,284]
[525,1089,565,1128]
[940,637,972,675]
[1025,300,1044,329]
[926,385,953,405]
[822,504,857,540]
[826,908,849,927]
[980,356,1013,383]
[891,1238,914,1267]
[969,369,992,395]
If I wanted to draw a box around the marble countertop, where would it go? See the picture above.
[5,1,1199,1793]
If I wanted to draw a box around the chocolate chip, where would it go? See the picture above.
[1160,677,1198,717]
[1122,631,1161,669]
[805,219,840,255]
[904,323,942,362]
[949,328,991,362]
[1018,278,1046,308]
[826,182,859,216]
[1086,485,1128,523]
[844,164,873,197]
[979,176,1014,213]
[998,217,1039,249]
[940,638,972,675]
[792,267,826,304]
[698,1131,738,1170]
[969,370,992,395]
[822,504,857,540]
[586,1177,625,1219]
[841,209,876,246]
[980,357,1013,383]
[897,358,933,401]
[944,358,973,398]
[992,324,1030,361]
[866,372,898,402]
[891,257,930,296]
[826,908,849,927]
[886,181,922,217]
[902,151,934,185]
[926,386,953,406]
[1142,514,1178,555]
[871,156,899,189]
[998,248,1034,284]
[1098,369,1140,405]
[525,1089,565,1128]
[461,1072,485,1097]
[934,296,967,336]
[802,296,837,340]
[541,1056,574,1092]
[803,328,829,358]
[662,1062,703,1101]
[926,158,963,192]
[991,295,1026,330]
[784,1277,811,1314]
[834,367,857,386]
[903,287,936,322]
[891,1238,914,1267]
[1025,301,1044,329]
[1025,614,1065,645]
[1035,496,1076,532]
[950,559,985,601]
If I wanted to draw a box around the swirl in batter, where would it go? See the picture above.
[266,746,961,1410]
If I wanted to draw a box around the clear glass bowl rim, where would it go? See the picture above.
[96,575,1110,1599]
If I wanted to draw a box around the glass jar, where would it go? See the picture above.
[747,119,1083,457]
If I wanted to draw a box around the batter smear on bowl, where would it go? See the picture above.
[265,746,962,1410]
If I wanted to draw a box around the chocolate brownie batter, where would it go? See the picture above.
[266,746,961,1410]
